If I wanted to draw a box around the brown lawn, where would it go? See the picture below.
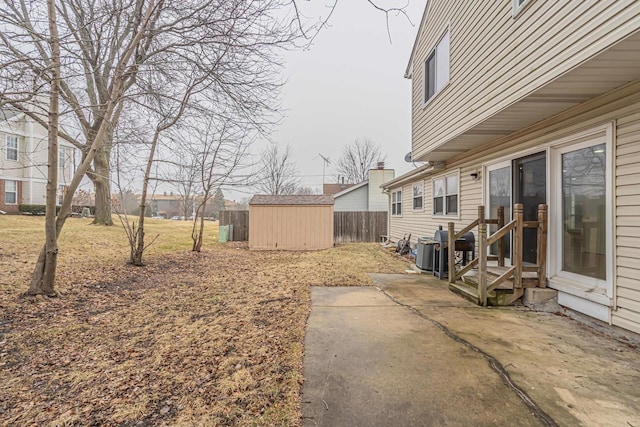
[0,215,409,426]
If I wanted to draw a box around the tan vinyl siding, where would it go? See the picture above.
[393,82,640,332]
[249,205,333,251]
[613,110,640,334]
[411,1,640,160]
[388,169,482,245]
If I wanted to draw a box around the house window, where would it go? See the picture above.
[59,148,66,174]
[424,29,450,103]
[58,185,66,206]
[5,180,18,204]
[391,190,402,216]
[433,173,458,216]
[513,0,530,14]
[6,136,18,161]
[412,184,423,210]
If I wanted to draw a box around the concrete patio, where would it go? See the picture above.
[301,274,640,426]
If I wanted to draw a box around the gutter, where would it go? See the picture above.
[381,161,444,191]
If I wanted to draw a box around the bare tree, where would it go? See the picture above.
[295,186,317,195]
[190,117,253,252]
[0,0,299,293]
[28,0,61,296]
[336,138,386,184]
[256,144,300,195]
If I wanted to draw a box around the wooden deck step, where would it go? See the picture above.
[448,282,480,305]
[449,281,524,306]
[462,269,512,290]
[462,267,539,289]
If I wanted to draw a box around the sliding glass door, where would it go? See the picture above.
[486,161,511,262]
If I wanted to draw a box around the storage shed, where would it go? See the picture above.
[249,195,334,250]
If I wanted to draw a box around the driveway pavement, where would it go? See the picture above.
[301,274,640,427]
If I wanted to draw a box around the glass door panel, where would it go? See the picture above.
[487,163,511,261]
[514,153,547,264]
[561,143,606,280]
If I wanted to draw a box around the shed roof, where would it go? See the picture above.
[249,195,334,206]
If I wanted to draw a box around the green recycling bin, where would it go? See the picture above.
[219,225,229,243]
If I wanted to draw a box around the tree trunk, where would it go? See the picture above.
[28,0,60,296]
[130,130,161,266]
[192,202,206,252]
[91,145,113,225]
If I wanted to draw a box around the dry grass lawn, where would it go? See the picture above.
[0,215,409,426]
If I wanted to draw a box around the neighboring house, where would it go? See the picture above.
[323,182,356,196]
[0,108,75,213]
[383,1,640,334]
[333,165,395,212]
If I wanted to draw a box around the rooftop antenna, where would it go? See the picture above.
[319,153,331,185]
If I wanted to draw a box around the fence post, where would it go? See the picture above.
[514,203,524,289]
[497,205,505,267]
[537,204,548,288]
[448,222,455,284]
[478,222,488,306]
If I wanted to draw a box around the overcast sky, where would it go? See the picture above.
[232,0,426,200]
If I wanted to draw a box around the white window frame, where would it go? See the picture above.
[6,135,18,161]
[391,190,402,216]
[548,125,614,302]
[513,0,531,16]
[423,27,450,106]
[483,160,513,265]
[5,179,18,205]
[57,184,66,206]
[432,170,459,218]
[412,184,423,211]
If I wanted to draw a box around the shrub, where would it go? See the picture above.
[18,205,61,215]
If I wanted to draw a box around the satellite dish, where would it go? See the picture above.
[404,152,413,163]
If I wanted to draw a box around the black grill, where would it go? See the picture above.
[432,230,475,279]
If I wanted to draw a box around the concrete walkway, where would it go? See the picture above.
[301,274,640,427]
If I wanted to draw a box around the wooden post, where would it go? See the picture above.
[497,206,505,267]
[448,222,456,284]
[514,203,524,289]
[478,222,488,306]
[477,205,485,224]
[537,204,548,288]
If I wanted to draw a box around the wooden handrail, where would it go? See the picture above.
[486,219,517,247]
[487,266,517,293]
[444,203,547,306]
[455,258,478,281]
[513,204,524,289]
[537,204,548,287]
[454,219,479,241]
[478,222,488,306]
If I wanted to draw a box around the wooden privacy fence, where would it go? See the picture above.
[219,210,387,243]
[334,211,387,243]
[219,210,249,241]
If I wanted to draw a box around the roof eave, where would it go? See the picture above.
[333,180,369,198]
[404,0,431,79]
[381,161,444,190]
